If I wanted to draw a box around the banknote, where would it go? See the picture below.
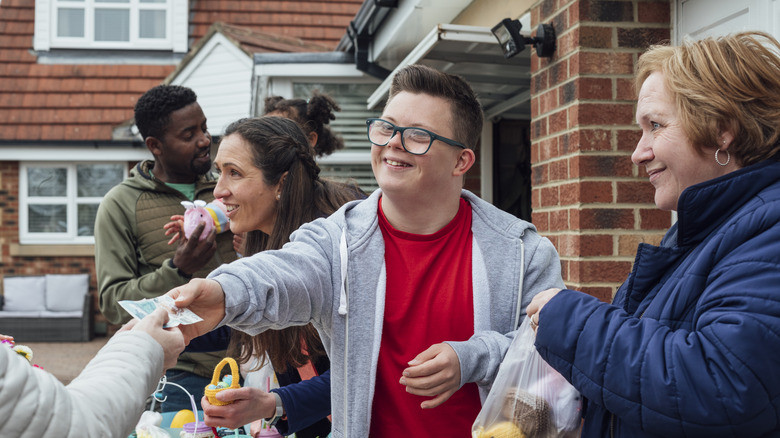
[119,295,202,328]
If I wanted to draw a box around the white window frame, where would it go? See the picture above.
[34,0,188,52]
[19,162,128,245]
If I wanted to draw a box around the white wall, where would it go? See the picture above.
[171,33,254,136]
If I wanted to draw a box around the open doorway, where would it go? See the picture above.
[493,119,532,222]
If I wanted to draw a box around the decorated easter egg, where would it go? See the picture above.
[170,409,196,428]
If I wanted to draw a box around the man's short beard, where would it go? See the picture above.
[191,159,212,176]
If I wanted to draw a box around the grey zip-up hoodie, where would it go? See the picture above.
[208,189,564,437]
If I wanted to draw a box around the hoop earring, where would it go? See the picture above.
[715,149,730,166]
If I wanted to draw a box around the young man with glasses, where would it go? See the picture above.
[168,64,564,437]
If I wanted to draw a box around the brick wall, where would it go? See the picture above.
[529,0,672,301]
[0,162,16,264]
[0,161,102,331]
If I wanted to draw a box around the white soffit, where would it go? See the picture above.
[254,62,369,78]
[2,147,152,161]
[370,0,474,65]
[367,23,533,120]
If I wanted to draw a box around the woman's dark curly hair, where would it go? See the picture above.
[263,90,344,157]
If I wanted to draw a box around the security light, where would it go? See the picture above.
[491,18,557,59]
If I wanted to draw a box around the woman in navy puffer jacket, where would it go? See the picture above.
[527,32,780,437]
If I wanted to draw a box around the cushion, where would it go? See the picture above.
[45,274,89,312]
[0,311,44,318]
[3,276,46,312]
[39,310,83,318]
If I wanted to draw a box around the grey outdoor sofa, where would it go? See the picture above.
[0,274,92,342]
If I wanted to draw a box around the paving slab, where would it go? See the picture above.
[21,336,111,385]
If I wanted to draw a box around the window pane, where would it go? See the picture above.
[288,82,380,192]
[57,8,85,37]
[140,0,167,3]
[28,205,67,233]
[291,82,380,153]
[139,10,166,38]
[320,163,378,193]
[77,164,124,197]
[27,168,67,197]
[77,204,99,236]
[95,9,129,41]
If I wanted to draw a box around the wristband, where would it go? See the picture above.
[168,258,192,279]
[265,391,284,426]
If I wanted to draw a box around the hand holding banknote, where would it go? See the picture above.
[119,295,202,328]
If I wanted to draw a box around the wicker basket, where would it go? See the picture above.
[503,387,552,437]
[204,357,240,406]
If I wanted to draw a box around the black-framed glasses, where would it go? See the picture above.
[366,118,466,155]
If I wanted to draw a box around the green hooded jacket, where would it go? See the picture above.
[95,160,237,377]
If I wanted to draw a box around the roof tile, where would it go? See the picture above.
[0,0,361,142]
[0,93,24,107]
[47,124,65,139]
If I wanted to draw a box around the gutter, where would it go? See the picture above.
[336,0,397,80]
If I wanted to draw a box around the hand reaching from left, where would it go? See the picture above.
[400,343,461,409]
[163,215,185,245]
[131,308,185,371]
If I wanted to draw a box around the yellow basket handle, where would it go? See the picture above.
[210,357,240,389]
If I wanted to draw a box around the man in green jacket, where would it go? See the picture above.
[94,85,237,411]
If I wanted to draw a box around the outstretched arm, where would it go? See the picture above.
[537,260,780,436]
[168,278,227,344]
[0,309,184,438]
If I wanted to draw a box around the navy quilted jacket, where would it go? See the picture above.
[536,159,780,437]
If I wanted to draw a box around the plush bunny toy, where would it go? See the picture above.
[180,199,230,240]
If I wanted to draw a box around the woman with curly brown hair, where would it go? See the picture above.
[264,91,344,157]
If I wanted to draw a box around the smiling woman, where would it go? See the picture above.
[526,31,780,438]
[214,133,280,235]
[632,71,737,210]
[194,116,365,438]
[215,116,364,252]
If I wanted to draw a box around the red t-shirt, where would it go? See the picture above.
[369,197,482,437]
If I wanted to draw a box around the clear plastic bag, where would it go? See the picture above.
[472,317,581,438]
[134,411,172,438]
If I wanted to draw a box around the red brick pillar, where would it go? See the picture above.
[0,161,18,266]
[529,0,672,301]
